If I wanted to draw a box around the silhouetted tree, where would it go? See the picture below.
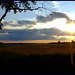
[71,40,75,43]
[0,42,2,44]
[58,41,60,43]
[0,1,53,30]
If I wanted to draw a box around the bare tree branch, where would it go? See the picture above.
[0,1,53,30]
[0,8,8,22]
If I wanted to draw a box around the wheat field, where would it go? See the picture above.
[0,43,74,54]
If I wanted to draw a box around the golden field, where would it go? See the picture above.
[0,43,74,54]
[0,43,75,74]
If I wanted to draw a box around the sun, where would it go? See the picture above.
[35,18,75,32]
[50,19,75,32]
[52,19,75,32]
[65,23,75,32]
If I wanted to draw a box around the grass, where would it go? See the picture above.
[0,43,75,74]
[0,43,74,54]
[0,51,74,74]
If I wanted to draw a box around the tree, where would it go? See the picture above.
[0,1,52,30]
[58,41,60,43]
[0,1,36,30]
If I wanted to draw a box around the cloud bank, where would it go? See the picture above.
[0,28,74,41]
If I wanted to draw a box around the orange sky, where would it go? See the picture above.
[0,40,71,43]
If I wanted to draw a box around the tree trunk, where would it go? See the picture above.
[0,8,8,22]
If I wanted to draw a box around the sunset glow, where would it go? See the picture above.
[59,23,75,32]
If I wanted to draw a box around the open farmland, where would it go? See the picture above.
[0,43,74,54]
[0,43,75,74]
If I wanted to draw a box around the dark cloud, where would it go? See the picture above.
[50,11,70,20]
[0,28,73,41]
[0,29,46,40]
[2,20,36,29]
[18,20,36,25]
[40,27,71,36]
[36,15,49,23]
[3,21,15,25]
[36,11,75,24]
[3,22,8,25]
[36,11,70,23]
[3,19,36,25]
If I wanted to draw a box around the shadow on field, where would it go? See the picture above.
[0,51,75,74]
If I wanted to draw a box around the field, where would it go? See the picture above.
[0,43,75,74]
[0,43,74,54]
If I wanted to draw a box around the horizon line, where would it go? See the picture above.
[0,40,72,43]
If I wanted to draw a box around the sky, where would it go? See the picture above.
[0,1,75,43]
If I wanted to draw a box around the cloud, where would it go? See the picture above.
[17,20,37,29]
[36,11,70,23]
[36,15,49,23]
[3,21,16,25]
[17,20,36,25]
[66,19,75,24]
[40,27,71,36]
[3,25,27,30]
[50,12,70,20]
[36,11,75,25]
[0,29,45,40]
[2,20,37,30]
[0,28,73,41]
[58,37,68,40]
[0,33,8,35]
